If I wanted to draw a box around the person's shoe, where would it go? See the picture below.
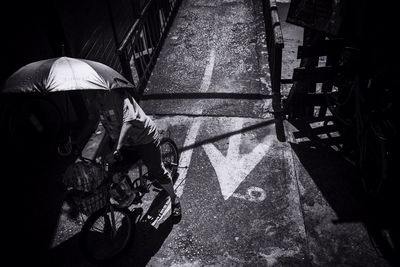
[171,198,182,224]
[152,180,164,191]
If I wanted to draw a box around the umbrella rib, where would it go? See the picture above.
[65,58,79,89]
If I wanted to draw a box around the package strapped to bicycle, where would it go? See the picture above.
[63,160,108,215]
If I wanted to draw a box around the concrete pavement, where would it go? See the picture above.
[49,0,391,266]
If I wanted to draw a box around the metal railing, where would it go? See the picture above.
[76,0,137,74]
[262,0,285,141]
[117,0,182,99]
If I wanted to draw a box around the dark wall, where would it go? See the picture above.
[340,0,399,75]
[1,1,147,264]
[2,0,63,86]
[56,0,138,71]
[2,0,148,86]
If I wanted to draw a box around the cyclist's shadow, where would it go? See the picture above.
[116,187,178,266]
[47,187,177,267]
[47,170,180,266]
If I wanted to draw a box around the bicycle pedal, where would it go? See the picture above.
[140,186,150,193]
[178,165,189,169]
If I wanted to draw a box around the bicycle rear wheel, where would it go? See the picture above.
[80,204,133,263]
[160,137,180,181]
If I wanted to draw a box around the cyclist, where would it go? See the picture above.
[94,89,181,221]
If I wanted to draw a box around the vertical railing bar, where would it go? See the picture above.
[262,0,285,141]
[136,37,146,76]
[144,18,154,56]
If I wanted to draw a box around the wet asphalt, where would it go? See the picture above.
[48,0,391,266]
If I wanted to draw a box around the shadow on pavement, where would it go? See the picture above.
[180,119,276,153]
[46,186,176,266]
[113,214,176,267]
[114,188,178,266]
[46,233,87,266]
[289,141,366,221]
[0,94,99,266]
[141,92,272,100]
[288,119,400,266]
[2,151,78,266]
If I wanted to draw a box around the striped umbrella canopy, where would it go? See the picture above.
[2,56,134,94]
[1,57,135,156]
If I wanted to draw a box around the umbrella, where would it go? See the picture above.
[3,56,134,94]
[1,56,135,156]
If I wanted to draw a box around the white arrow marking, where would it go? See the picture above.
[202,118,274,200]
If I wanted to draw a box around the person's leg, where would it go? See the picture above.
[112,147,140,173]
[134,141,180,208]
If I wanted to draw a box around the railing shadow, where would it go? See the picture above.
[290,140,366,222]
[288,116,368,221]
[141,92,272,100]
[287,117,400,266]
[179,119,276,153]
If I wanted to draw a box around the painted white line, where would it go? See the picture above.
[151,119,203,227]
[199,49,216,92]
[152,49,216,226]
[175,119,203,197]
[191,48,217,115]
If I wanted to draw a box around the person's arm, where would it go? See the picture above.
[113,90,138,160]
[116,121,133,151]
[113,121,131,161]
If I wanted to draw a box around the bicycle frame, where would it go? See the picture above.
[77,137,180,263]
[73,155,146,211]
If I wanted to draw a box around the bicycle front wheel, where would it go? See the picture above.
[160,137,180,180]
[80,205,133,263]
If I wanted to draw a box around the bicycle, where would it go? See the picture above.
[65,137,180,263]
[326,48,399,266]
[353,68,399,267]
